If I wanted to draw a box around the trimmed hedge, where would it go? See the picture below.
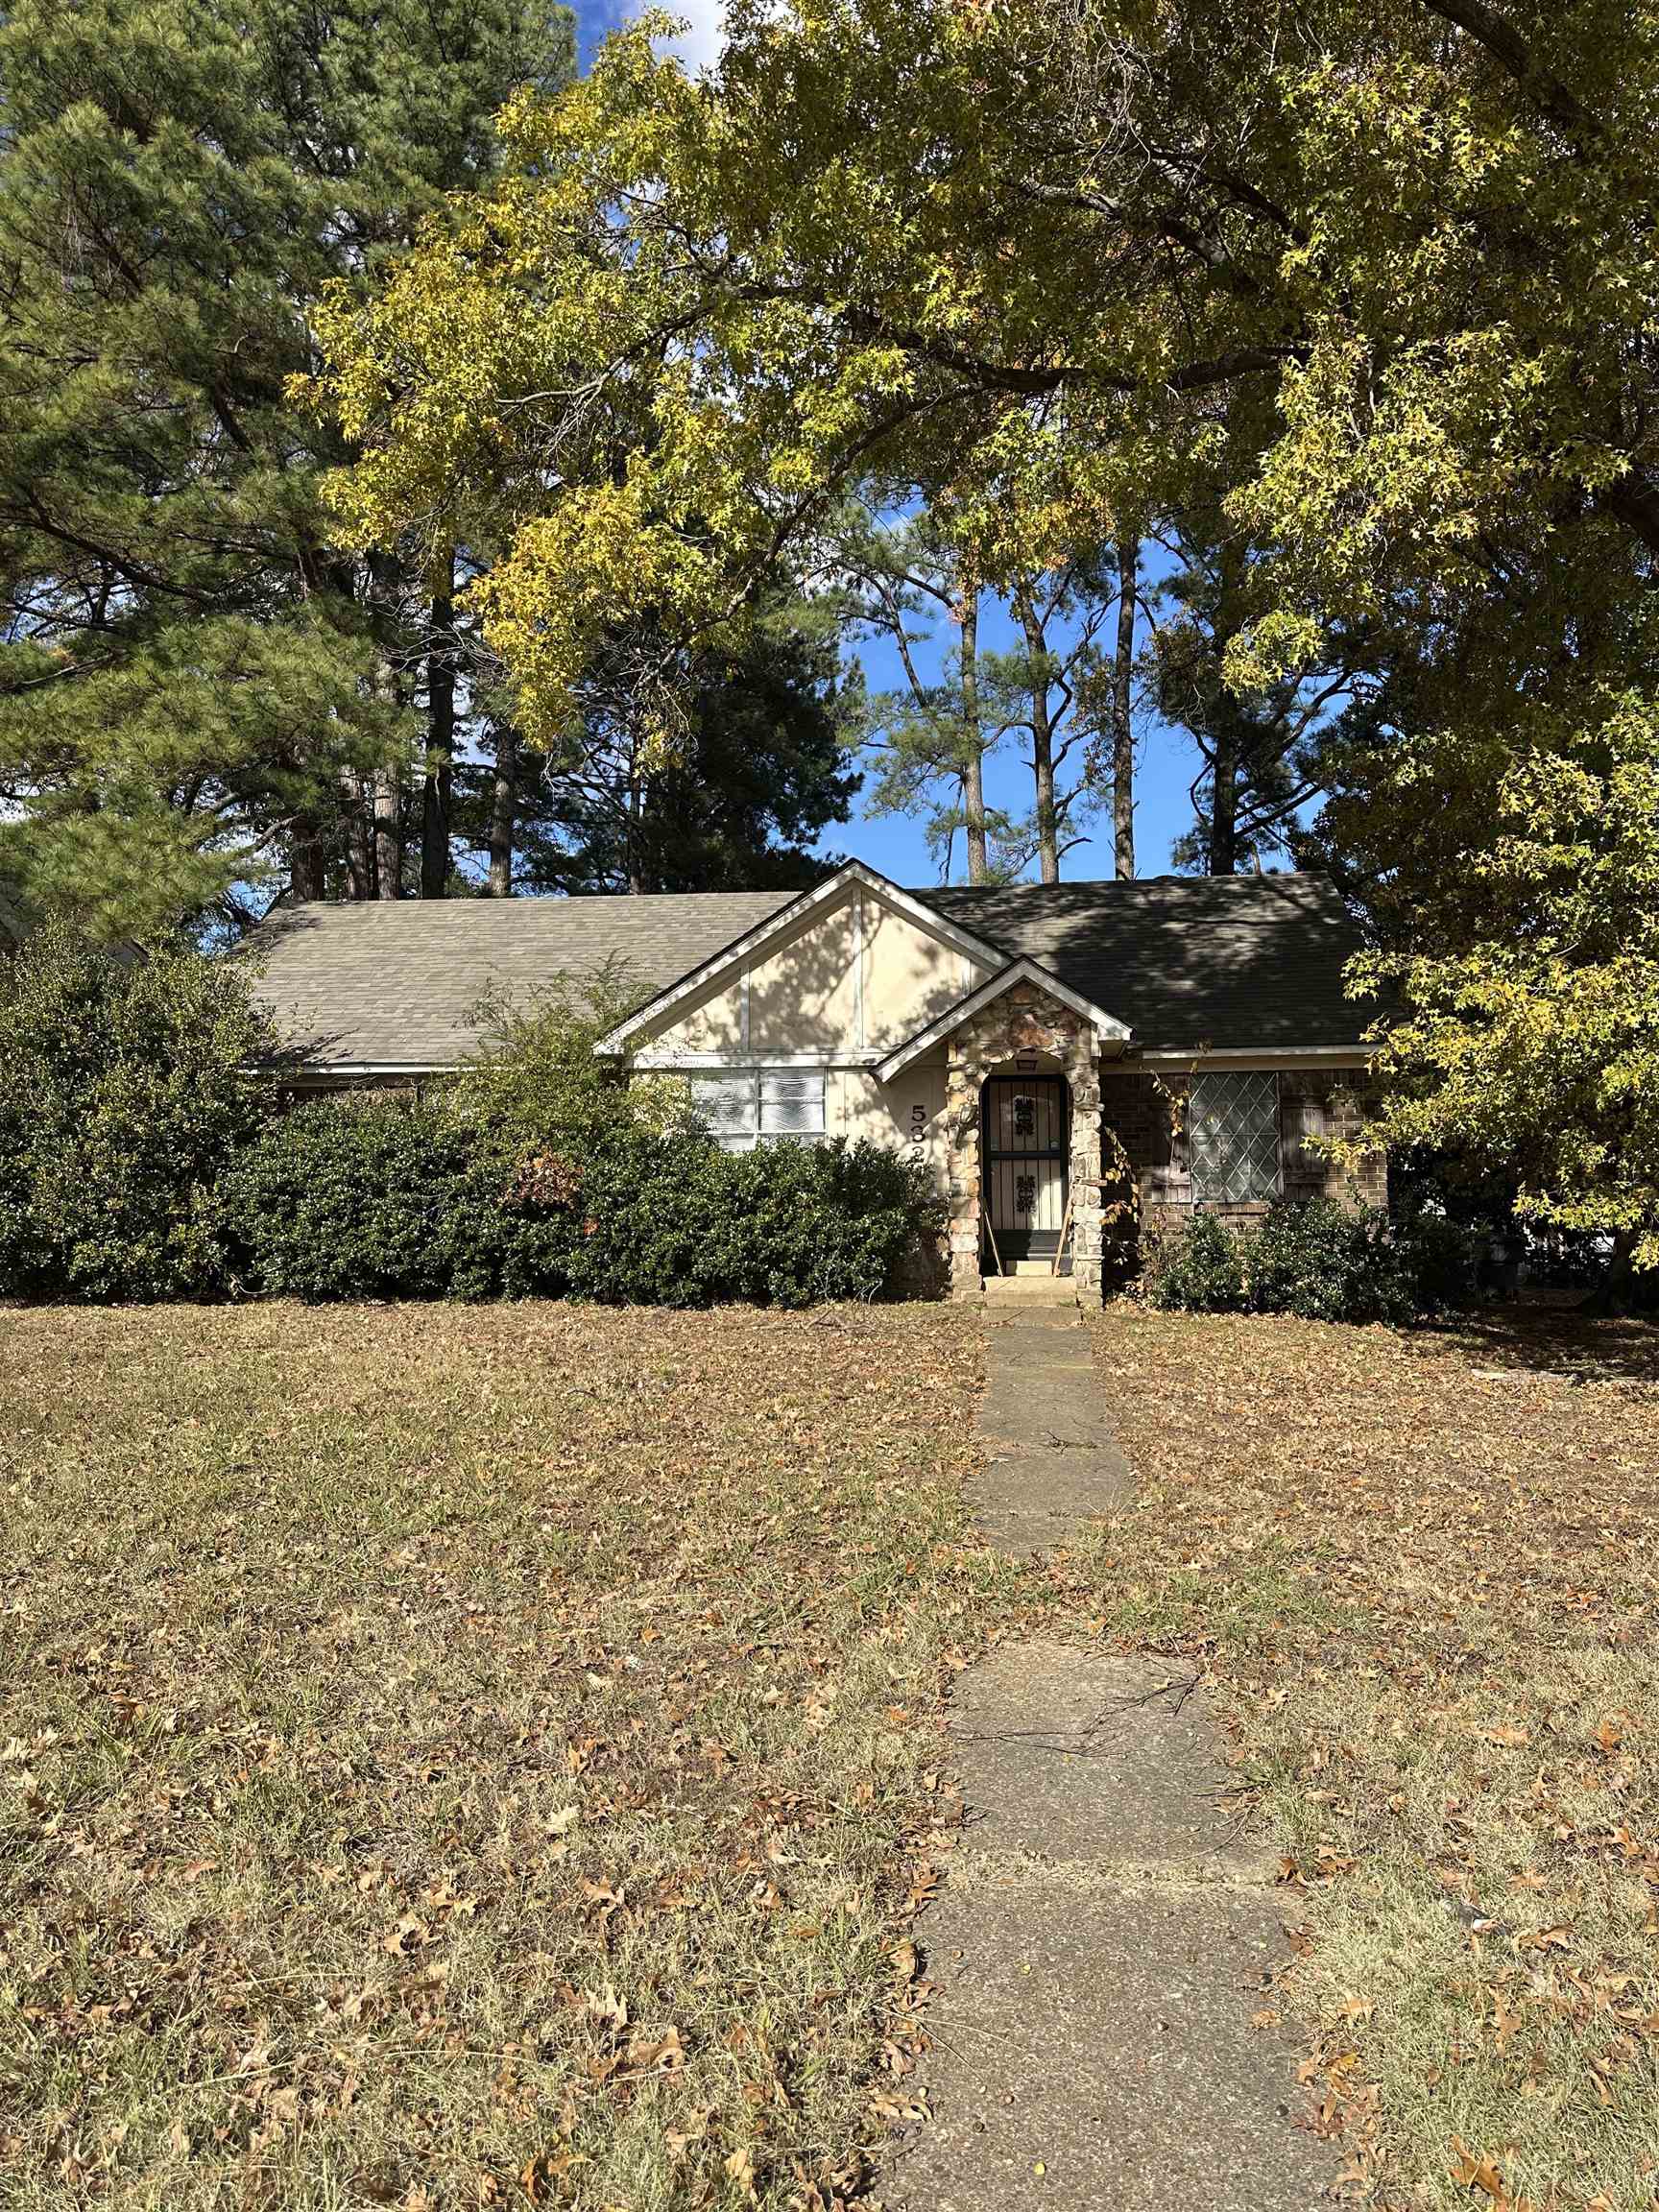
[1144,1197,1477,1325]
[223,1098,939,1309]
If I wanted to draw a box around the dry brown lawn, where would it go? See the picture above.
[8,1294,1657,2212]
[0,1302,1001,2212]
[1079,1302,1659,2212]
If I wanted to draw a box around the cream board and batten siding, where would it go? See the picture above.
[858,895,984,1053]
[830,1056,949,1181]
[623,882,986,1190]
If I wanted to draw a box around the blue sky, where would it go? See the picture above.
[569,2,1207,889]
[829,565,1198,889]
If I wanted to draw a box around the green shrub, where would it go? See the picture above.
[1143,1210,1247,1311]
[1391,1204,1486,1313]
[1145,1198,1477,1325]
[220,1095,532,1303]
[224,1098,937,1310]
[567,1131,937,1309]
[1246,1196,1411,1323]
[0,920,275,1300]
[451,969,690,1166]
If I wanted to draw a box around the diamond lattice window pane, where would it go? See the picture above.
[1189,1072,1282,1204]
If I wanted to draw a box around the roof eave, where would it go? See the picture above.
[1128,1042,1378,1068]
[872,958,1131,1083]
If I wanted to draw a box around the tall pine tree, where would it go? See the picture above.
[0,0,572,937]
[493,611,859,897]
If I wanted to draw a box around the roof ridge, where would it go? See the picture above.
[916,871,1334,893]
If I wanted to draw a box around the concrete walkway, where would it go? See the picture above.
[886,1308,1339,2212]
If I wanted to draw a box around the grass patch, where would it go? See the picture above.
[0,1301,1007,2210]
[1078,1303,1659,2212]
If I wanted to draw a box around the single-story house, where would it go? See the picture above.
[249,858,1385,1300]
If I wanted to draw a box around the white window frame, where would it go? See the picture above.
[691,1068,828,1153]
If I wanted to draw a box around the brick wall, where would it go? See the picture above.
[1099,1068,1386,1249]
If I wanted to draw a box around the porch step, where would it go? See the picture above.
[980,1274,1077,1307]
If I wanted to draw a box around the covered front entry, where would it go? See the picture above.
[926,970,1112,1303]
[981,1071,1070,1269]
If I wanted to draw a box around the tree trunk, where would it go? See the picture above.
[1112,537,1137,878]
[342,772,373,900]
[421,562,455,899]
[1018,587,1059,883]
[960,590,988,885]
[365,551,403,900]
[289,815,325,902]
[1208,715,1239,875]
[488,726,517,898]
[1207,540,1244,875]
[373,766,401,898]
[626,736,645,895]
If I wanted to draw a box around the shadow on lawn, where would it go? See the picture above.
[1424,1297,1659,1385]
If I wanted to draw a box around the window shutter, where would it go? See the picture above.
[1284,1089,1328,1193]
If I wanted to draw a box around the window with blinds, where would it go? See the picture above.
[1189,1071,1283,1204]
[691,1070,827,1152]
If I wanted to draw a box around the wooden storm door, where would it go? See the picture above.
[982,1075,1070,1266]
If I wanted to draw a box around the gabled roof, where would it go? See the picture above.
[247,890,794,1070]
[591,859,1006,1054]
[243,867,1376,1072]
[873,957,1130,1081]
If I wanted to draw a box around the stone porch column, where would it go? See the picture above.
[945,1035,984,1298]
[1065,1032,1104,1301]
[941,987,1106,1307]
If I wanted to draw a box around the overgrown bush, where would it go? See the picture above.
[1142,1209,1246,1311]
[1145,1198,1477,1325]
[223,1097,938,1309]
[0,920,276,1300]
[566,1129,936,1309]
[1391,1203,1487,1313]
[1246,1196,1413,1324]
[220,1095,528,1303]
[0,934,940,1310]
[451,971,691,1166]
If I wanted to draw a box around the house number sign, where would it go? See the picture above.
[909,1102,927,1159]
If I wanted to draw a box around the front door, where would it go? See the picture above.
[982,1075,1069,1267]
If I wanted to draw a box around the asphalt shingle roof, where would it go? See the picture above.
[925,874,1374,1052]
[247,892,794,1068]
[245,871,1374,1069]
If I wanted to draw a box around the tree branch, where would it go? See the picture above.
[1596,470,1659,560]
[1418,0,1606,146]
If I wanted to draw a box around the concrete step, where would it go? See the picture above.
[980,1273,1076,1306]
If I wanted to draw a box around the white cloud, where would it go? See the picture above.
[651,0,728,73]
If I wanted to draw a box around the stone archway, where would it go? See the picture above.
[944,979,1104,1303]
